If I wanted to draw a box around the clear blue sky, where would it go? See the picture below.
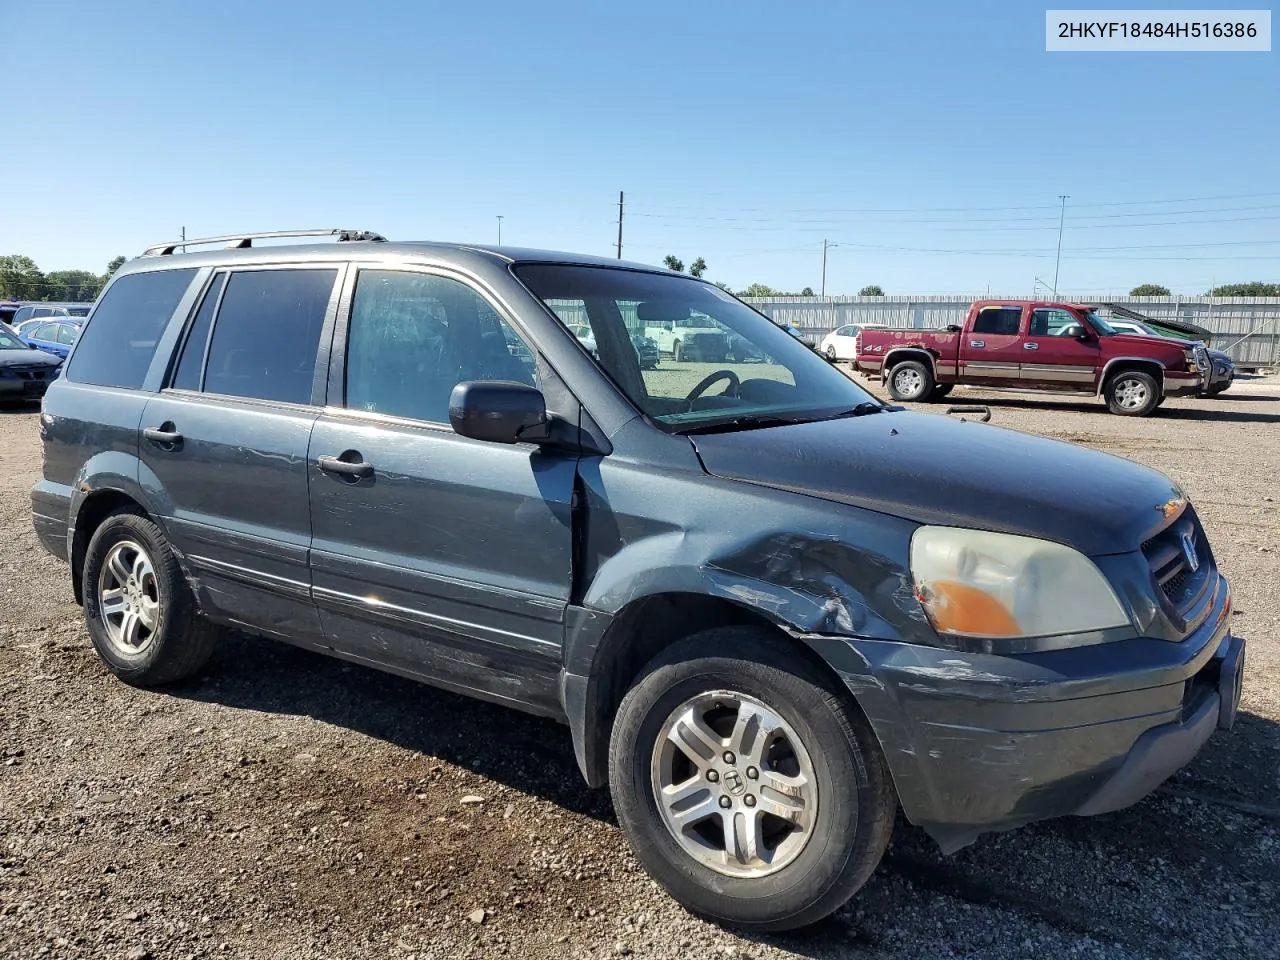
[2,0,1276,296]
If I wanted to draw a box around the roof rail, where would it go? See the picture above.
[141,228,386,257]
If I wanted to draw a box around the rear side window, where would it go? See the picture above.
[202,269,336,404]
[55,324,79,345]
[67,268,197,388]
[972,307,1022,336]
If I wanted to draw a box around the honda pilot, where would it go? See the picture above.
[32,229,1244,931]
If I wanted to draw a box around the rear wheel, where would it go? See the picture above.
[887,360,934,402]
[825,345,838,362]
[609,629,895,931]
[1104,369,1160,416]
[82,511,219,686]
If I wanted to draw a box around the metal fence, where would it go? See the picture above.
[743,295,1280,368]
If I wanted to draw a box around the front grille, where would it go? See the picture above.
[9,366,48,380]
[1142,509,1211,618]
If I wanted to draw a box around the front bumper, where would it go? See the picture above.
[0,377,52,399]
[806,573,1240,853]
[1163,371,1203,397]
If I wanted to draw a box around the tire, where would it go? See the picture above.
[673,340,685,362]
[1104,369,1160,416]
[928,384,953,401]
[886,360,934,402]
[82,510,219,686]
[825,346,838,362]
[609,628,895,931]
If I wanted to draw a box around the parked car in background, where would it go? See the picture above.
[8,302,93,327]
[15,317,83,359]
[643,307,730,362]
[0,302,20,326]
[568,323,598,356]
[1105,318,1234,396]
[819,323,889,362]
[31,230,1244,931]
[630,333,660,369]
[0,322,63,402]
[857,300,1206,416]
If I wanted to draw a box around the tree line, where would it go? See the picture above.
[1,254,128,303]
[1129,282,1280,297]
[663,253,886,297]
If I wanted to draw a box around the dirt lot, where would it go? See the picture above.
[1,375,1277,960]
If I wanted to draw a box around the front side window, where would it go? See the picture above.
[1029,308,1081,337]
[67,268,198,389]
[202,269,336,404]
[0,327,27,350]
[29,323,57,341]
[344,270,536,424]
[516,265,878,433]
[972,307,1022,336]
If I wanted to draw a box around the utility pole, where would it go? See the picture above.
[181,226,186,254]
[1052,195,1068,298]
[821,239,837,298]
[616,191,624,259]
[496,215,504,245]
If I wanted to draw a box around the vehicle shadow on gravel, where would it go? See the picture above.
[173,631,617,822]
[963,395,1280,423]
[0,403,43,415]
[176,631,1279,958]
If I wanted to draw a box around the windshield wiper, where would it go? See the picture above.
[672,414,816,436]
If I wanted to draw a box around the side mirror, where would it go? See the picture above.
[1061,324,1088,339]
[449,381,550,444]
[945,324,962,333]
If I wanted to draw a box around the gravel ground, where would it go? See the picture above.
[1,375,1277,960]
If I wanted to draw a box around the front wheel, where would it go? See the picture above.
[825,345,838,362]
[1105,369,1160,416]
[609,629,895,931]
[887,360,934,402]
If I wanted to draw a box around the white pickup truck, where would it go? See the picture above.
[642,314,730,362]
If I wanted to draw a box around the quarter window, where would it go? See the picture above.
[202,269,336,404]
[344,270,536,424]
[66,268,197,389]
[171,273,227,391]
[972,307,1022,336]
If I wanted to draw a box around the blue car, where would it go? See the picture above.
[15,318,82,359]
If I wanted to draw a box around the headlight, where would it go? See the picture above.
[910,527,1129,639]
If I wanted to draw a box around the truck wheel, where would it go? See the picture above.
[674,341,685,362]
[887,360,934,402]
[82,510,219,686]
[1105,370,1160,416]
[609,628,895,931]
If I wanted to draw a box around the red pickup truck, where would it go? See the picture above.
[855,300,1207,416]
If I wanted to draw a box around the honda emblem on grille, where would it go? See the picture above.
[1180,531,1199,572]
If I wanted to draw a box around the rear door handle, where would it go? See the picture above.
[143,425,183,446]
[318,454,374,479]
[969,339,985,348]
[1023,342,1039,351]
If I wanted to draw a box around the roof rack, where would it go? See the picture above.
[141,228,386,257]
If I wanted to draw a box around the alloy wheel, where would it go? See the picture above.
[651,691,817,878]
[97,540,160,656]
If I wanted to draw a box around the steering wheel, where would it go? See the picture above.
[684,369,741,411]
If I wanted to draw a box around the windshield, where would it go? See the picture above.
[1084,311,1118,336]
[0,325,29,350]
[515,264,880,433]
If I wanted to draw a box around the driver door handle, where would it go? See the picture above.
[1024,342,1039,351]
[969,339,985,348]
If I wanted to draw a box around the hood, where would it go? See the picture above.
[0,348,61,368]
[1106,332,1197,351]
[691,411,1180,556]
